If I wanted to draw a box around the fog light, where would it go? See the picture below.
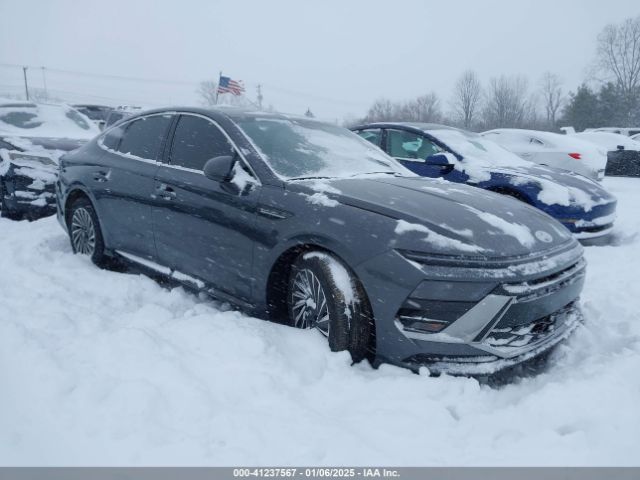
[398,314,449,334]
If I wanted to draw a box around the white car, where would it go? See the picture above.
[572,131,640,152]
[586,127,640,137]
[481,128,607,181]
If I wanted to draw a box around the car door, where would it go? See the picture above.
[152,113,261,302]
[355,128,383,148]
[95,113,173,259]
[383,129,449,177]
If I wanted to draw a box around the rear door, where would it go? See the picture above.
[152,113,261,302]
[95,113,173,259]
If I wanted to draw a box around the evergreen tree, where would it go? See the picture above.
[561,84,600,131]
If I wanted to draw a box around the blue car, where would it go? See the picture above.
[352,123,617,241]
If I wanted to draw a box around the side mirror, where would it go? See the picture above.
[203,155,235,182]
[425,153,453,167]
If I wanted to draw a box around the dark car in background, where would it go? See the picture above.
[353,123,617,241]
[57,107,586,375]
[0,101,100,219]
[574,131,640,177]
[103,105,144,128]
[73,104,114,130]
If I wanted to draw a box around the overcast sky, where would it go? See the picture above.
[1,0,638,120]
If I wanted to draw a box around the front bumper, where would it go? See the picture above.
[560,202,617,240]
[2,163,57,218]
[358,241,585,376]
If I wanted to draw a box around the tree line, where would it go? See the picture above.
[356,15,640,132]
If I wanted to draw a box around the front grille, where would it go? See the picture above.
[576,223,613,234]
[500,258,586,301]
[483,302,578,353]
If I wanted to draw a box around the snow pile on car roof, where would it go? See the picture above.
[0,101,100,140]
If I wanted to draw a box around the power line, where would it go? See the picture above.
[0,63,197,86]
[0,62,369,109]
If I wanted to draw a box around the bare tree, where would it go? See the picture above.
[451,70,482,128]
[539,72,563,128]
[597,16,640,97]
[197,80,218,106]
[363,98,396,122]
[402,93,442,122]
[482,75,531,129]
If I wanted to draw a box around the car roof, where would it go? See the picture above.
[126,105,325,125]
[354,122,460,132]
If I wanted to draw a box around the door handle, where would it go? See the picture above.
[93,170,110,182]
[155,183,177,200]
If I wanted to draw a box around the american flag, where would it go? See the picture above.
[217,76,245,96]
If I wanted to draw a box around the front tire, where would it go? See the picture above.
[288,251,372,362]
[67,197,107,267]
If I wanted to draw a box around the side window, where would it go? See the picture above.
[117,115,172,160]
[170,115,234,171]
[101,124,125,150]
[530,137,544,146]
[386,129,443,160]
[356,129,382,147]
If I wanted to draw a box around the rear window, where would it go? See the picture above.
[116,115,172,160]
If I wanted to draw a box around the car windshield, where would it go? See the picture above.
[430,129,531,167]
[236,115,408,179]
[0,103,100,139]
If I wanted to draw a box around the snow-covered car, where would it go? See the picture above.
[481,128,607,181]
[586,127,640,137]
[72,104,114,130]
[572,131,640,177]
[354,123,617,241]
[104,105,145,128]
[0,100,100,219]
[57,107,587,375]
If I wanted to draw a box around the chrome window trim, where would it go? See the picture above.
[97,111,261,185]
[164,112,261,185]
[97,111,177,164]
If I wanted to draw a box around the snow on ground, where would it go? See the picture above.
[1,178,639,466]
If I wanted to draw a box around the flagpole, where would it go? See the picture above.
[214,71,222,105]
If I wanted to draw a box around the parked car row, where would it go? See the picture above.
[0,100,634,376]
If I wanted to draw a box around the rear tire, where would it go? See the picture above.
[0,179,22,220]
[67,197,108,267]
[287,251,372,362]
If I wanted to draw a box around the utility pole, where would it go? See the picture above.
[22,66,29,101]
[41,67,48,100]
[256,84,263,110]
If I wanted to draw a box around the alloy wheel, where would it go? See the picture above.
[71,207,96,255]
[291,268,330,335]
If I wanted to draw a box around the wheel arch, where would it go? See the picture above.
[265,241,377,359]
[63,186,96,227]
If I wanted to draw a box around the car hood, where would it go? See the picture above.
[2,136,88,152]
[484,164,615,210]
[295,175,576,260]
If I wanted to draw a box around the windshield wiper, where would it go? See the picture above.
[288,175,335,181]
[348,171,401,177]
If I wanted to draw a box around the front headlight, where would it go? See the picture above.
[7,151,56,166]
